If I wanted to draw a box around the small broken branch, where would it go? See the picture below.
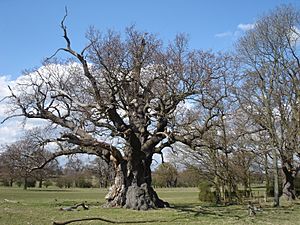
[59,202,89,211]
[247,201,262,216]
[1,114,24,124]
[4,199,19,204]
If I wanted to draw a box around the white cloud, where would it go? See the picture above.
[0,76,12,99]
[215,31,232,38]
[0,75,45,145]
[0,76,11,117]
[215,22,255,39]
[0,63,83,145]
[0,120,23,144]
[237,23,255,31]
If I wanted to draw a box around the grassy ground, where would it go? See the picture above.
[0,187,300,225]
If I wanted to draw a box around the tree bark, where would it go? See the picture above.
[104,155,169,210]
[282,162,297,201]
[273,150,279,207]
[264,153,270,202]
[214,176,221,204]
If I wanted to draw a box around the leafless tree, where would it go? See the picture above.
[168,53,241,203]
[0,134,59,189]
[88,157,115,188]
[236,5,300,204]
[0,148,18,186]
[152,162,178,188]
[62,156,94,188]
[33,150,60,188]
[3,11,227,209]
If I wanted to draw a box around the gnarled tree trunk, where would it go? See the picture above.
[104,152,169,210]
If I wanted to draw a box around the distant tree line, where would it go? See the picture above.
[152,163,202,188]
[0,131,114,189]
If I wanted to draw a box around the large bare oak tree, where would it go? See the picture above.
[3,14,224,209]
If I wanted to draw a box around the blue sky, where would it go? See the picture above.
[1,0,299,79]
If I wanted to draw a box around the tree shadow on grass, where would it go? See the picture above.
[53,217,184,225]
[170,203,246,220]
[53,204,249,225]
[167,202,300,225]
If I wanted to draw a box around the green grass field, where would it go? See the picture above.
[1,187,300,225]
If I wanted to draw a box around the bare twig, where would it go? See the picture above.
[1,114,24,124]
[30,145,98,172]
[45,48,66,61]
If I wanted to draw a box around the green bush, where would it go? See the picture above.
[16,180,22,187]
[55,176,73,188]
[198,181,217,203]
[26,178,37,188]
[16,178,37,188]
[77,177,93,188]
[43,180,52,188]
[1,178,12,187]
